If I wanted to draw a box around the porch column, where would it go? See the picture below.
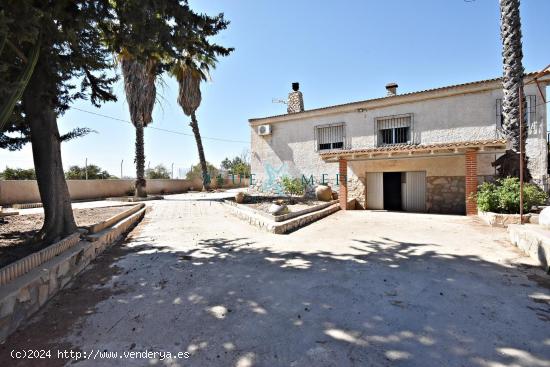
[465,149,478,216]
[339,158,348,210]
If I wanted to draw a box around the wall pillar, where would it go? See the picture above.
[465,149,478,216]
[339,158,348,210]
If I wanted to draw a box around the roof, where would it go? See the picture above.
[319,139,507,160]
[249,72,547,124]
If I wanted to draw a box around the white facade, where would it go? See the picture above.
[249,75,549,213]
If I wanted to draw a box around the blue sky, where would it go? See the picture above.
[2,0,549,177]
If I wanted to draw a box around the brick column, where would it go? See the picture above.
[465,149,478,216]
[339,158,348,210]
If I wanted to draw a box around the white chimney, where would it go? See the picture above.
[386,82,398,96]
[287,82,304,113]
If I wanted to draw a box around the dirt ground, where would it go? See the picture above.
[1,195,548,367]
[0,206,128,268]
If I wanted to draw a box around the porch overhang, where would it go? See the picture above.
[320,139,507,162]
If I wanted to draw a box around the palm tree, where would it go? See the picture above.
[497,0,529,178]
[120,55,157,197]
[172,53,216,191]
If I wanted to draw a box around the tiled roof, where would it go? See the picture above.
[319,139,507,158]
[249,72,542,123]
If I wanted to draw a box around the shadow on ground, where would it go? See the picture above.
[1,227,549,366]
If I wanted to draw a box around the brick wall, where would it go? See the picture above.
[465,150,478,215]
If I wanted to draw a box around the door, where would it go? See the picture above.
[402,171,426,212]
[366,172,383,209]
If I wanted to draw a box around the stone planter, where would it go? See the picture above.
[478,211,531,228]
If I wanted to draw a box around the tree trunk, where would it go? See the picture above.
[190,112,210,191]
[134,121,147,197]
[500,0,526,153]
[22,62,77,244]
[497,0,530,180]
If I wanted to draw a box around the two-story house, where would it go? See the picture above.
[248,74,549,215]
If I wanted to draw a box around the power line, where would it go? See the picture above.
[71,107,250,144]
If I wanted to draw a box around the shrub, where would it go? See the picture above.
[476,177,547,214]
[281,176,305,196]
[216,175,224,187]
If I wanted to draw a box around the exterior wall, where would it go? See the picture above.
[426,176,466,214]
[250,80,548,210]
[0,178,249,206]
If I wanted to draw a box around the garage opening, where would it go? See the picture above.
[367,171,426,212]
[383,172,402,211]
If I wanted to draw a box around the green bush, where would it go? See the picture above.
[281,176,305,196]
[476,177,547,214]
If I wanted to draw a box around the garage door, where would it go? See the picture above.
[402,171,426,212]
[366,172,383,209]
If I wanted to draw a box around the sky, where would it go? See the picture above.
[1,0,550,178]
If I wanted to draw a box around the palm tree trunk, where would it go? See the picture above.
[23,59,77,243]
[500,0,526,152]
[496,0,530,180]
[190,111,210,191]
[134,120,147,197]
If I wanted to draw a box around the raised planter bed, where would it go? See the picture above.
[222,197,339,234]
[106,195,163,202]
[508,224,550,272]
[0,205,146,342]
[478,211,533,228]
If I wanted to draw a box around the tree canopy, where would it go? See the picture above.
[0,167,36,180]
[221,155,251,178]
[146,164,171,179]
[65,164,113,180]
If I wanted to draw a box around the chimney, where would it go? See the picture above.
[385,82,398,96]
[287,82,304,113]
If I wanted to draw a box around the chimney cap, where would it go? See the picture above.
[292,82,300,91]
[385,82,398,89]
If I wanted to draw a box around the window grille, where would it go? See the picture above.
[315,123,345,151]
[376,114,412,146]
[496,96,536,127]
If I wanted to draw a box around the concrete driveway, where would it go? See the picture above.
[1,195,549,367]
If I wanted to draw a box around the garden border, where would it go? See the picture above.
[0,206,146,342]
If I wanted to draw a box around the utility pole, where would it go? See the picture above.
[171,163,174,179]
[120,159,123,179]
[519,86,524,224]
[85,157,88,180]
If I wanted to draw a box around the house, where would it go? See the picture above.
[248,73,550,215]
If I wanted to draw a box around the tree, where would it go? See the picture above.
[119,56,156,197]
[221,155,251,178]
[146,164,171,179]
[0,167,36,180]
[186,162,219,182]
[65,165,113,180]
[497,0,529,179]
[172,48,232,191]
[0,1,232,243]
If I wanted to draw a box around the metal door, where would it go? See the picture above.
[403,171,426,212]
[366,172,384,209]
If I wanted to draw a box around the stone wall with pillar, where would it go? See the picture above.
[465,149,478,215]
[338,159,348,210]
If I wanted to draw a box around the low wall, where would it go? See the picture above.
[0,177,250,205]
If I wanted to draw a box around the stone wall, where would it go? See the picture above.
[426,176,466,215]
[0,178,249,206]
[0,208,145,342]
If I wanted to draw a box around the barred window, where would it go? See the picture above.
[376,114,412,146]
[496,96,536,127]
[315,123,345,151]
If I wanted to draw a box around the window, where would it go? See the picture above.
[496,96,536,127]
[316,123,345,151]
[376,114,412,146]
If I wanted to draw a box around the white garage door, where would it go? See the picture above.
[366,172,384,209]
[402,171,426,212]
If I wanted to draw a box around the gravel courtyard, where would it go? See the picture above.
[1,194,549,367]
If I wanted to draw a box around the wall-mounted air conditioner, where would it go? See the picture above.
[257,124,272,136]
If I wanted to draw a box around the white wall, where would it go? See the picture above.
[251,82,547,187]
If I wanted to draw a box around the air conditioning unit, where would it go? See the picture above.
[257,124,272,136]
